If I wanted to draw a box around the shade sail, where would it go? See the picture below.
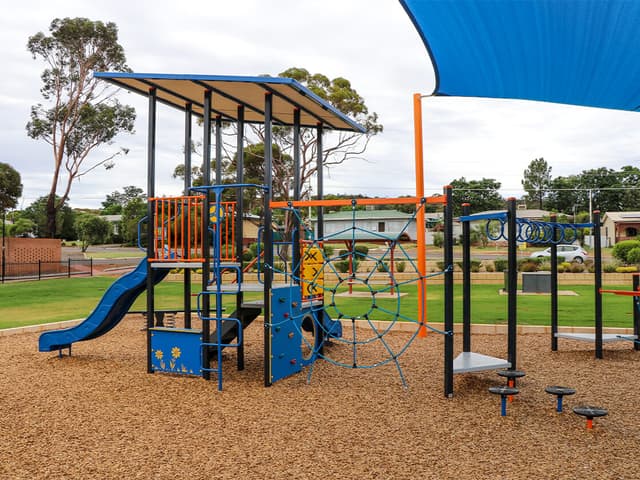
[94,72,365,132]
[400,0,640,112]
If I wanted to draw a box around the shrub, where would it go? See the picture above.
[484,262,495,272]
[455,260,482,272]
[396,261,406,273]
[323,244,334,257]
[436,261,446,271]
[538,261,551,272]
[354,244,369,257]
[433,232,444,248]
[557,264,565,273]
[520,261,539,272]
[560,262,572,271]
[334,258,359,274]
[612,240,640,264]
[570,263,585,273]
[377,261,389,273]
[616,266,639,273]
[627,247,640,264]
[603,262,619,273]
[493,259,508,272]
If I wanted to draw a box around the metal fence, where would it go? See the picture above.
[1,259,93,283]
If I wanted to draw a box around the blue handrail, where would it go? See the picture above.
[137,216,148,252]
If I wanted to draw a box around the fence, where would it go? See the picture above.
[1,259,93,283]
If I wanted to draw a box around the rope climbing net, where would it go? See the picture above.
[267,197,451,388]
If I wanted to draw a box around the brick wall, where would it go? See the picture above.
[2,238,62,264]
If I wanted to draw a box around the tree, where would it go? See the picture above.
[120,197,147,246]
[8,218,37,238]
[22,196,76,239]
[450,177,504,216]
[75,214,111,252]
[26,17,136,238]
[0,163,23,215]
[545,175,582,215]
[522,158,551,209]
[101,185,146,214]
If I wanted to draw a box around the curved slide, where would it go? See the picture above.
[39,259,169,352]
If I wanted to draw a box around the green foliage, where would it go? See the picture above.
[493,259,508,272]
[455,260,482,272]
[27,17,136,237]
[21,196,76,239]
[396,261,406,273]
[0,163,22,213]
[75,214,111,252]
[612,240,640,264]
[519,260,539,272]
[626,247,640,264]
[522,158,551,209]
[449,177,504,216]
[469,225,488,247]
[616,266,639,273]
[354,244,369,257]
[334,257,359,274]
[120,198,147,245]
[322,244,334,257]
[377,261,389,273]
[7,218,36,237]
[101,186,145,215]
[433,232,444,248]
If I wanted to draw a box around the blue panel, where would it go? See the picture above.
[150,328,202,376]
[39,259,170,352]
[270,287,304,383]
[401,0,640,112]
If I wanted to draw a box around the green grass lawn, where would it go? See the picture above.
[0,276,635,330]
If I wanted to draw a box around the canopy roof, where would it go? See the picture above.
[400,0,640,112]
[94,72,365,132]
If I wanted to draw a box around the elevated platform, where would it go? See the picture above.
[555,333,638,343]
[210,283,290,293]
[151,262,241,269]
[453,351,511,374]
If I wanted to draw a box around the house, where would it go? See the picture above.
[601,212,640,247]
[101,215,122,236]
[312,209,417,241]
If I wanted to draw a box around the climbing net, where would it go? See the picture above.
[268,198,451,388]
[484,214,593,244]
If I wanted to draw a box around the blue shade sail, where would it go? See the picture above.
[400,0,640,111]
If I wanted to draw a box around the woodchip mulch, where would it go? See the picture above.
[1,317,639,479]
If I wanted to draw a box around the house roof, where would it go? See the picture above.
[602,212,640,223]
[312,209,414,222]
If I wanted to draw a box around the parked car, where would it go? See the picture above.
[529,244,588,263]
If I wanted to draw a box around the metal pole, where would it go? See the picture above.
[202,89,212,380]
[413,93,427,337]
[550,215,558,351]
[316,123,325,354]
[236,105,246,370]
[184,102,192,329]
[593,210,603,359]
[292,108,301,284]
[462,203,471,353]
[507,197,517,370]
[146,87,157,374]
[633,274,640,351]
[443,186,454,397]
[2,210,5,284]
[263,93,274,387]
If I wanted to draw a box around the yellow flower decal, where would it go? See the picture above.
[171,347,181,359]
[154,349,163,360]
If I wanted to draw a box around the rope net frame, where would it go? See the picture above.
[266,197,450,387]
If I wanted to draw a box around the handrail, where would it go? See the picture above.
[137,216,148,252]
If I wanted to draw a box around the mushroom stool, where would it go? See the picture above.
[497,370,525,402]
[545,386,576,413]
[573,406,608,429]
[489,386,519,417]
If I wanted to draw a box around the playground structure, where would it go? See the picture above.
[39,73,454,392]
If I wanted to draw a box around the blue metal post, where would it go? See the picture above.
[263,93,274,387]
[146,87,157,374]
[507,198,517,370]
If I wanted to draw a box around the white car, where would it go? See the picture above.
[529,244,588,263]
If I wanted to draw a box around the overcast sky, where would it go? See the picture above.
[2,0,639,210]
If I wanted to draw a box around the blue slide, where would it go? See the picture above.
[39,259,170,352]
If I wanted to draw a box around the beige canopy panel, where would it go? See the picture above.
[94,72,365,132]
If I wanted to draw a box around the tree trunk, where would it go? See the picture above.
[46,192,57,238]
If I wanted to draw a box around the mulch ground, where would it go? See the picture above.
[1,318,639,479]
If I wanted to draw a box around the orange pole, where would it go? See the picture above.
[587,419,593,429]
[414,93,427,337]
